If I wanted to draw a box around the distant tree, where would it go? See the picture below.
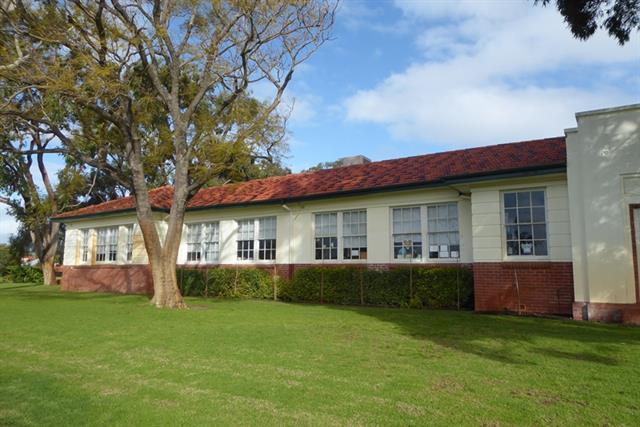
[0,115,98,285]
[0,0,335,308]
[535,0,640,44]
[303,159,347,172]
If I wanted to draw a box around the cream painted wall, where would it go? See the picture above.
[62,186,476,267]
[566,104,640,304]
[61,174,573,270]
[62,212,166,266]
[470,175,572,262]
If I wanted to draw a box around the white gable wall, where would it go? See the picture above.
[566,104,640,304]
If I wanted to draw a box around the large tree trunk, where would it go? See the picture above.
[148,254,186,309]
[134,199,187,309]
[31,223,59,286]
[41,257,57,286]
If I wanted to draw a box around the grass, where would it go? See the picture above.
[0,284,639,426]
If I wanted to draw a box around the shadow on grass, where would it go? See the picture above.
[319,304,640,366]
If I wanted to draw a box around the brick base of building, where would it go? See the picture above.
[572,302,640,325]
[60,264,153,294]
[473,262,574,316]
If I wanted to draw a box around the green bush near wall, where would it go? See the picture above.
[177,268,275,299]
[5,265,44,284]
[279,266,474,310]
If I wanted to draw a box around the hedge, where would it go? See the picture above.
[278,266,473,309]
[5,265,44,284]
[176,267,276,299]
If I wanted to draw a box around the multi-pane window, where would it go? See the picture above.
[427,203,459,259]
[343,210,367,260]
[96,226,118,262]
[258,216,277,260]
[504,190,547,256]
[237,219,255,260]
[80,229,89,262]
[393,207,422,259]
[315,212,338,260]
[186,223,203,261]
[186,222,220,262]
[203,223,220,262]
[125,225,134,262]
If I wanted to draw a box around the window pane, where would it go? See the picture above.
[517,192,531,207]
[519,240,534,256]
[534,240,548,256]
[505,209,518,224]
[392,207,421,234]
[258,217,276,239]
[533,224,546,240]
[504,193,517,208]
[531,191,545,206]
[506,241,520,256]
[518,224,532,240]
[506,225,518,240]
[393,233,422,259]
[315,213,337,238]
[532,207,546,223]
[518,207,531,223]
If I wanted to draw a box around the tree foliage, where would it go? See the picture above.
[535,0,640,44]
[0,0,335,307]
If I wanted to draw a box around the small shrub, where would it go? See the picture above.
[6,265,44,284]
[177,267,274,299]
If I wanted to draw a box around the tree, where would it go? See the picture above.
[303,159,347,172]
[0,0,335,308]
[535,0,640,44]
[0,114,97,285]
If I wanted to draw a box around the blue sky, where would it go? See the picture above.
[1,0,638,242]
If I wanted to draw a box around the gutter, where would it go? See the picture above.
[52,163,566,222]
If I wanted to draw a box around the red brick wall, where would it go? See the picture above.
[573,302,640,325]
[60,264,153,295]
[473,262,574,316]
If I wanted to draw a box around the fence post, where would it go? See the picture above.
[205,268,209,299]
[234,265,239,296]
[273,264,277,301]
[320,268,324,304]
[359,267,364,305]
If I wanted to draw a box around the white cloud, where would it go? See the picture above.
[344,1,640,148]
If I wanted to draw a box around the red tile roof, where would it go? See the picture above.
[54,137,566,220]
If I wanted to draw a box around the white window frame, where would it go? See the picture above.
[257,216,277,261]
[426,203,460,259]
[342,210,367,260]
[125,224,134,262]
[185,222,220,264]
[314,212,339,261]
[313,210,368,263]
[390,202,462,264]
[501,188,549,260]
[95,226,118,263]
[80,229,90,263]
[392,206,423,261]
[236,216,277,263]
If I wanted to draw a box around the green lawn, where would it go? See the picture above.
[0,284,639,426]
